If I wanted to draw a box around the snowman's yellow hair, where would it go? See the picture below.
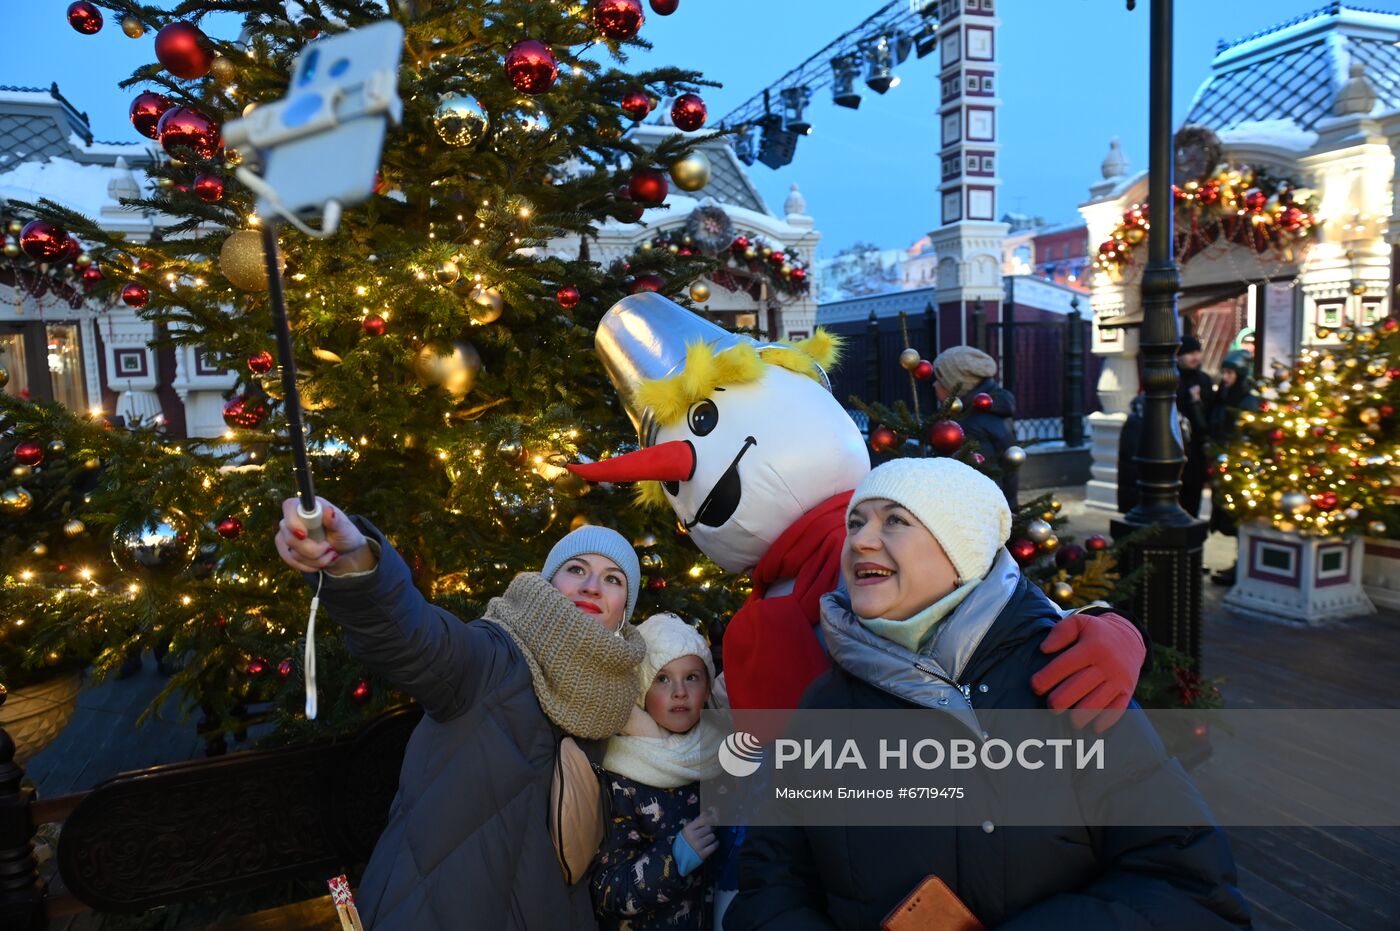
[634,329,843,431]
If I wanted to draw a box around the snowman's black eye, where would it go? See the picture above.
[688,399,719,437]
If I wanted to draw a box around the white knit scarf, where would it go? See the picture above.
[603,706,726,789]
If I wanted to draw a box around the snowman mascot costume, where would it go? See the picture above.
[570,294,1147,716]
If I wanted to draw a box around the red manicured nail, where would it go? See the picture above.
[329,551,340,562]
[292,529,307,540]
[329,508,336,520]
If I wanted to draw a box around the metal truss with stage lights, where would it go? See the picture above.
[722,0,939,169]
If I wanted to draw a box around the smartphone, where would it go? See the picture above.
[225,20,404,219]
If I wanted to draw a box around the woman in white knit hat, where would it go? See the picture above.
[727,458,1249,931]
[275,498,646,930]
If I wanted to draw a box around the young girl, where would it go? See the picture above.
[591,613,726,930]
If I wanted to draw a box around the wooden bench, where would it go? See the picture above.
[0,703,421,930]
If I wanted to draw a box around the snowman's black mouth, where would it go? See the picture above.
[684,436,757,530]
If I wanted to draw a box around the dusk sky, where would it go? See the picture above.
[7,1,1385,256]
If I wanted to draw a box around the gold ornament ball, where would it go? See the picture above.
[669,150,712,192]
[947,397,964,414]
[224,148,244,166]
[555,469,590,499]
[1369,520,1388,536]
[743,246,756,259]
[1002,445,1027,468]
[1048,498,1062,513]
[1050,581,1075,606]
[640,552,663,571]
[1040,533,1060,553]
[496,438,527,466]
[1124,227,1145,244]
[220,230,284,292]
[75,253,92,268]
[121,14,145,38]
[569,514,592,531]
[688,281,711,303]
[6,220,21,236]
[11,465,32,479]
[433,93,489,148]
[490,479,557,540]
[0,364,8,388]
[28,542,48,557]
[1281,492,1310,515]
[64,519,86,538]
[413,342,481,400]
[434,260,461,286]
[158,177,175,189]
[635,533,659,549]
[1025,519,1054,544]
[111,509,197,578]
[47,439,66,455]
[899,348,921,371]
[468,286,504,324]
[3,243,19,258]
[210,56,238,84]
[83,457,101,471]
[0,487,34,516]
[1360,407,1381,425]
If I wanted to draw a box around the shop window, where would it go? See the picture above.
[0,321,87,410]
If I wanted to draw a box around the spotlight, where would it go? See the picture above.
[781,86,813,135]
[756,113,797,169]
[734,124,756,165]
[831,55,862,109]
[863,36,899,95]
[912,24,938,59]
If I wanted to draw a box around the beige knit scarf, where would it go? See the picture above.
[485,572,646,740]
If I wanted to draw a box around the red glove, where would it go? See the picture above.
[1030,612,1145,733]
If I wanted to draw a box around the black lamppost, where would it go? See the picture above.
[1110,0,1209,666]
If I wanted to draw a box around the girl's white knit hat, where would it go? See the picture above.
[847,457,1012,582]
[634,612,715,703]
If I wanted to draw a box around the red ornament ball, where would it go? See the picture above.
[157,106,221,161]
[121,283,150,309]
[1278,207,1305,232]
[216,516,243,539]
[593,0,645,40]
[620,89,653,121]
[19,220,69,261]
[792,267,807,281]
[247,657,268,676]
[1244,188,1268,213]
[15,442,44,467]
[913,360,934,381]
[629,274,664,294]
[1198,181,1221,205]
[1381,404,1395,418]
[648,578,667,590]
[1313,491,1340,511]
[731,235,750,252]
[651,0,680,12]
[81,265,104,284]
[971,392,994,412]
[1085,534,1108,553]
[1009,538,1039,566]
[556,285,581,309]
[67,2,103,35]
[1055,544,1087,574]
[1388,367,1400,379]
[58,237,82,264]
[362,315,386,336]
[351,679,372,703]
[769,250,786,265]
[928,419,965,455]
[155,22,214,80]
[1269,428,1286,445]
[628,168,668,205]
[277,659,293,679]
[972,452,986,465]
[869,426,898,454]
[222,394,269,429]
[671,93,707,131]
[193,174,224,203]
[504,40,558,95]
[215,613,228,630]
[1380,318,1398,333]
[129,92,174,140]
[247,350,274,374]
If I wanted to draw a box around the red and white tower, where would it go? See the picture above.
[929,0,1008,346]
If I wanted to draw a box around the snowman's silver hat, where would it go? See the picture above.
[595,293,831,446]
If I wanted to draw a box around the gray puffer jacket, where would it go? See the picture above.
[308,517,598,930]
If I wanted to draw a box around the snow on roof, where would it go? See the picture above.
[1186,4,1400,136]
[1217,118,1321,150]
[0,156,139,223]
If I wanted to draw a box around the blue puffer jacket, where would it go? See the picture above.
[307,518,604,931]
[726,551,1251,931]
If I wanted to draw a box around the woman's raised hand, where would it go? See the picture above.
[275,497,373,575]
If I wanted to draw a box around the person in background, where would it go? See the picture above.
[1207,350,1260,585]
[1232,327,1256,360]
[1176,335,1215,517]
[932,346,1019,507]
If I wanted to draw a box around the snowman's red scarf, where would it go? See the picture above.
[723,490,852,711]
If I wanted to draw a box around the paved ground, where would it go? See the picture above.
[21,484,1400,929]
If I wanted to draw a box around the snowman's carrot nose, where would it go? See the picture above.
[567,440,696,483]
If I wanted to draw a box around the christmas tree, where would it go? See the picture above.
[1215,318,1399,538]
[2,0,745,744]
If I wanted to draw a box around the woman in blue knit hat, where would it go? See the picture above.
[275,498,647,930]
